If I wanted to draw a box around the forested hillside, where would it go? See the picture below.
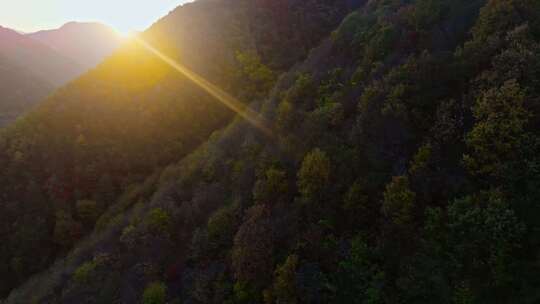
[0,0,360,298]
[0,56,54,126]
[4,0,540,303]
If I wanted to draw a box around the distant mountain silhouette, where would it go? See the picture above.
[0,54,53,126]
[0,25,82,86]
[0,23,122,126]
[28,22,123,69]
[0,26,79,126]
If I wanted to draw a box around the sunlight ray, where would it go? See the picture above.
[133,36,273,137]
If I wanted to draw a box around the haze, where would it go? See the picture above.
[0,0,191,33]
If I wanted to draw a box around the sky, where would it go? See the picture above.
[0,0,192,34]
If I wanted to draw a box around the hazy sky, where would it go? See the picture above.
[0,0,192,34]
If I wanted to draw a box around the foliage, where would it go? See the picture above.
[253,168,288,205]
[7,0,540,303]
[235,51,276,101]
[145,208,172,235]
[297,148,331,201]
[207,202,240,249]
[73,261,97,284]
[271,254,300,304]
[232,205,274,287]
[143,282,167,304]
[381,176,416,227]
[464,80,530,178]
[334,237,384,303]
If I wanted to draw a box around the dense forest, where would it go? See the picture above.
[3,0,540,303]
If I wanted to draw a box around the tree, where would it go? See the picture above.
[472,0,529,40]
[232,205,274,288]
[408,143,432,176]
[143,282,167,304]
[297,148,331,201]
[73,261,97,284]
[235,51,276,101]
[464,80,529,179]
[446,192,524,290]
[343,180,371,228]
[381,176,416,228]
[334,236,384,303]
[145,208,172,236]
[271,254,300,304]
[207,202,240,249]
[276,100,294,130]
[253,168,288,205]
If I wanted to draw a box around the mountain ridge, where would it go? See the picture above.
[27,21,123,69]
[0,0,358,298]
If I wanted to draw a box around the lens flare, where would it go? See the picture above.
[133,36,273,137]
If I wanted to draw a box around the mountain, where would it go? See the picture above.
[5,0,540,303]
[0,23,122,127]
[0,26,82,126]
[0,55,53,126]
[28,22,123,69]
[0,26,82,86]
[0,0,358,298]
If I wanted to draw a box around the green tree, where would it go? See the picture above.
[235,51,276,100]
[447,191,524,289]
[409,143,432,176]
[73,261,97,284]
[343,181,369,213]
[381,176,416,227]
[334,236,384,303]
[276,100,294,130]
[343,180,372,228]
[271,254,300,304]
[472,0,530,40]
[464,80,529,178]
[232,205,274,287]
[145,208,172,235]
[207,202,240,249]
[297,148,331,201]
[253,168,288,205]
[143,282,167,304]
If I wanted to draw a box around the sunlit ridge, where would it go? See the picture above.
[133,36,273,137]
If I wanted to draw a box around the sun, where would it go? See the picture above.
[120,29,141,39]
[111,27,136,39]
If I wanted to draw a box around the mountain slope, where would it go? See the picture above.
[0,0,360,298]
[27,22,123,69]
[0,55,54,126]
[0,26,82,86]
[0,23,123,127]
[0,26,82,126]
[7,0,540,303]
